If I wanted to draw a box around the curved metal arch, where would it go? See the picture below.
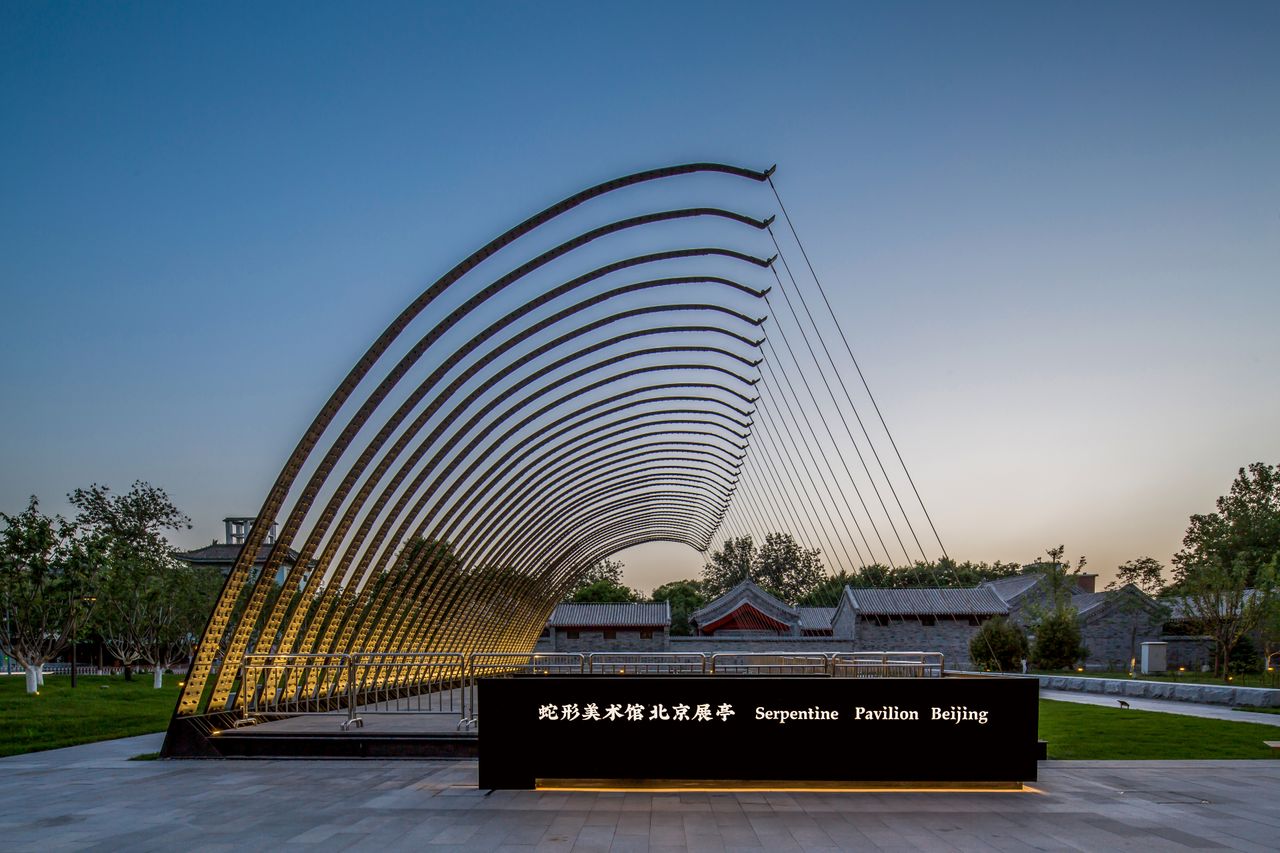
[296,364,760,668]
[351,355,761,594]
[175,163,778,722]
[412,393,755,554]
[539,510,725,594]
[496,477,738,577]
[476,443,746,574]
[374,469,738,654]
[286,304,761,619]
[464,433,746,567]
[276,286,765,655]
[443,416,750,554]
[195,206,772,710]
[403,502,729,659]
[289,391,752,656]
[260,325,763,667]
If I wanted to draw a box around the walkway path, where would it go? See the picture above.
[2,736,1279,851]
[1040,688,1280,726]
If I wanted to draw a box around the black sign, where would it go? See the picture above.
[479,675,1038,789]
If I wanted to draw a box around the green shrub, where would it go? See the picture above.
[1032,610,1085,670]
[969,617,1029,671]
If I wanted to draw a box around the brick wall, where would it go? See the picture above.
[1078,606,1164,669]
[548,627,669,652]
[852,617,983,668]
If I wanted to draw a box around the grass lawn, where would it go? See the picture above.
[0,674,178,757]
[1038,698,1280,759]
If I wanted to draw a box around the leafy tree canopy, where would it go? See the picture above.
[1109,556,1166,596]
[650,579,706,636]
[1173,462,1280,590]
[1032,609,1086,670]
[969,617,1029,672]
[701,533,824,605]
[570,578,642,603]
[569,558,626,596]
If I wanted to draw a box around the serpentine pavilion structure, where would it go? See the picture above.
[163,163,969,761]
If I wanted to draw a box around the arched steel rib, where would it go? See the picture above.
[476,447,744,576]
[267,304,762,656]
[202,208,771,709]
[410,396,754,558]
[289,392,749,657]
[260,279,767,656]
[498,480,736,578]
[177,162,774,718]
[348,353,760,599]
[469,437,745,571]
[300,384,755,659]
[444,417,749,555]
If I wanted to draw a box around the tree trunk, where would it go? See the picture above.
[25,664,39,694]
[1222,644,1231,681]
[153,667,165,689]
[124,663,133,682]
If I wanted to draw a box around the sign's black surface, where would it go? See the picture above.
[478,675,1039,789]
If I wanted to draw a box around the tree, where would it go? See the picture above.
[1109,557,1165,596]
[114,560,222,688]
[570,579,641,603]
[700,533,824,604]
[1169,465,1280,678]
[0,497,103,692]
[651,579,706,636]
[969,617,1029,672]
[754,533,824,604]
[1031,609,1085,670]
[1173,463,1280,589]
[796,570,856,607]
[700,536,755,599]
[70,482,193,684]
[574,558,625,590]
[1180,557,1276,679]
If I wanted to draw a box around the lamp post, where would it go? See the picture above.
[69,594,96,688]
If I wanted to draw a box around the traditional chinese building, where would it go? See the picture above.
[539,602,671,652]
[175,516,300,586]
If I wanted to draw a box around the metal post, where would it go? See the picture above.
[69,592,77,689]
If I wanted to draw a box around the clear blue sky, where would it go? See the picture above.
[2,1,1277,591]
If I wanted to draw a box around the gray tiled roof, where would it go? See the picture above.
[1071,590,1112,616]
[176,542,299,565]
[547,602,671,628]
[1165,589,1263,621]
[980,573,1045,604]
[845,586,1009,616]
[689,580,796,627]
[796,607,836,630]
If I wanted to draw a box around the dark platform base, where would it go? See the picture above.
[208,730,478,759]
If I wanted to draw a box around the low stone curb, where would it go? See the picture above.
[1034,674,1280,707]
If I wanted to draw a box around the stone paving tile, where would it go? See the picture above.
[3,741,1280,852]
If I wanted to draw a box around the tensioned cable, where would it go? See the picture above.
[739,407,853,573]
[752,371,864,570]
[767,176,949,561]
[759,304,895,567]
[766,230,918,565]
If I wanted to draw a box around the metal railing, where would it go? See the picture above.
[236,649,948,729]
[587,652,707,674]
[464,652,586,729]
[347,652,467,727]
[240,652,353,724]
[709,652,831,675]
[830,651,944,678]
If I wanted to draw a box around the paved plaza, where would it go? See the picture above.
[2,733,1278,851]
